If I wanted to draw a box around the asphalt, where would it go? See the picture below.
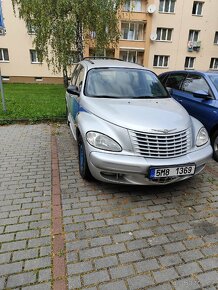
[0,124,218,290]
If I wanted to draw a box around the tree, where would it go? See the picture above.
[12,0,126,86]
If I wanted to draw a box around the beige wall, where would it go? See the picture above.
[149,0,218,74]
[0,0,62,82]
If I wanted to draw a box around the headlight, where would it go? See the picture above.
[86,131,122,152]
[196,127,209,147]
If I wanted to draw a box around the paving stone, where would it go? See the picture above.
[0,262,23,276]
[0,252,11,264]
[12,248,38,261]
[95,256,118,269]
[135,258,160,272]
[153,268,179,283]
[104,243,126,254]
[83,270,110,286]
[127,274,154,289]
[180,249,204,262]
[164,242,186,253]
[197,270,218,287]
[22,282,51,290]
[110,265,135,279]
[79,247,103,260]
[198,257,218,271]
[119,250,143,263]
[38,268,51,282]
[176,262,202,276]
[68,261,93,275]
[90,236,112,247]
[159,254,182,267]
[99,280,128,290]
[172,278,200,290]
[6,272,36,288]
[24,257,51,270]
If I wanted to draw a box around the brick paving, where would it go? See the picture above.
[0,123,218,289]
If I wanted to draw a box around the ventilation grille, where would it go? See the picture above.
[129,129,192,158]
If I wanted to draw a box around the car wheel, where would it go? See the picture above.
[78,136,92,180]
[211,130,218,161]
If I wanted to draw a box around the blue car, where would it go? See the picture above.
[159,70,218,161]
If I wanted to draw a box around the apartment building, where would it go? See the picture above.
[0,0,217,83]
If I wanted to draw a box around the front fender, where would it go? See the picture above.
[76,111,133,152]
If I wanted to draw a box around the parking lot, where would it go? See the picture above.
[0,124,218,290]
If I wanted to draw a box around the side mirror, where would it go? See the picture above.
[67,85,80,96]
[193,90,210,99]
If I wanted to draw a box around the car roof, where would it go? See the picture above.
[160,70,218,77]
[80,58,149,71]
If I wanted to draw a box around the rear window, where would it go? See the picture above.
[84,68,169,99]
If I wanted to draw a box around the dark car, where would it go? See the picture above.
[159,70,218,161]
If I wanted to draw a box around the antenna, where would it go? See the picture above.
[147,4,156,14]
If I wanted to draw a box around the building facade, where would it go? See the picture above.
[0,0,217,83]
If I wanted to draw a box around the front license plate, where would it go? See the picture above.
[149,164,196,178]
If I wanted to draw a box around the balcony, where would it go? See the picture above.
[187,41,201,52]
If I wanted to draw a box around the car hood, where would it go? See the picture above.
[81,97,191,132]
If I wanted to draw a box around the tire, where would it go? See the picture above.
[211,130,218,161]
[78,136,92,180]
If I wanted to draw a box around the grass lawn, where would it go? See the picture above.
[0,83,66,124]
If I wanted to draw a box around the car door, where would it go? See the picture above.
[176,73,216,132]
[67,64,85,138]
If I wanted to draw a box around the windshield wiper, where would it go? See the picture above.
[134,96,169,99]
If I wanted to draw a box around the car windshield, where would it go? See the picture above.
[209,75,218,93]
[85,68,169,98]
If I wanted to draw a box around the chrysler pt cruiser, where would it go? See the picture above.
[66,58,212,185]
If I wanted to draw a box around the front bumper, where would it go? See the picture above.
[88,145,212,185]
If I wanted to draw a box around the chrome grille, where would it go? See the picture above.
[129,129,192,158]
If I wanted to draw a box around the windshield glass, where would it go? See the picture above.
[209,75,218,93]
[84,68,169,98]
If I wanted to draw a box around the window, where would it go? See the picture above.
[156,28,173,41]
[210,58,218,70]
[214,32,218,44]
[75,67,85,91]
[182,75,209,94]
[27,24,36,34]
[35,77,43,82]
[0,48,9,61]
[89,48,114,58]
[159,0,176,13]
[153,55,169,68]
[165,73,187,90]
[188,30,199,42]
[121,22,145,40]
[192,1,203,16]
[185,57,195,69]
[123,0,142,12]
[30,50,41,63]
[120,50,144,65]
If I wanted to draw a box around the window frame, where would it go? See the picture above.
[181,73,210,95]
[0,48,9,62]
[184,57,195,69]
[156,27,173,41]
[120,49,144,65]
[188,30,200,42]
[30,49,42,64]
[192,1,203,16]
[210,58,218,70]
[214,32,218,45]
[159,0,176,13]
[121,22,145,41]
[153,55,169,68]
[123,0,142,12]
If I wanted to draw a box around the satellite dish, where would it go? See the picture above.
[147,4,156,14]
[150,33,157,41]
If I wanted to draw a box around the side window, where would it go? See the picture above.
[165,73,187,90]
[182,74,209,94]
[75,67,85,91]
[159,73,168,85]
[71,64,80,85]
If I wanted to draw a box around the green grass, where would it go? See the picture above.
[0,83,66,124]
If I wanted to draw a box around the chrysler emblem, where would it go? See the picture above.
[152,128,177,134]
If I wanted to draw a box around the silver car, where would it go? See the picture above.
[66,58,212,185]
